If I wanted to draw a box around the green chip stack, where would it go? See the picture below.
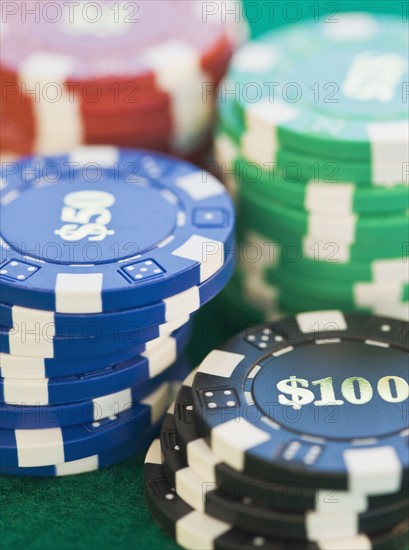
[215,12,409,324]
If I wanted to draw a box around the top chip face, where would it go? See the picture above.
[0,147,235,313]
[192,311,409,494]
[1,0,230,82]
[228,13,408,160]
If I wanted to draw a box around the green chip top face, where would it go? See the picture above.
[226,13,408,159]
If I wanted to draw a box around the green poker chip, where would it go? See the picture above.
[232,260,408,320]
[243,143,404,187]
[265,265,409,307]
[242,161,409,215]
[228,265,370,319]
[215,130,409,215]
[239,181,409,248]
[218,97,406,186]
[285,256,409,284]
[236,214,405,263]
[227,12,408,162]
[268,279,408,322]
[236,228,408,284]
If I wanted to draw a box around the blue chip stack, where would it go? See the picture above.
[0,146,235,476]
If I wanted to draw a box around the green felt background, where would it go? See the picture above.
[1,2,407,549]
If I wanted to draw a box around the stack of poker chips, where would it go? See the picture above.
[0,146,235,476]
[145,310,409,550]
[214,12,408,324]
[1,0,246,160]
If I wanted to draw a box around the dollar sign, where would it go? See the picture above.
[277,376,315,410]
[55,224,115,242]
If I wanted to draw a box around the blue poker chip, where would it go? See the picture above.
[0,328,191,407]
[0,373,185,467]
[192,311,409,495]
[0,420,160,477]
[0,147,235,313]
[2,351,180,405]
[0,251,235,337]
[0,323,191,379]
[0,356,191,428]
[0,315,189,359]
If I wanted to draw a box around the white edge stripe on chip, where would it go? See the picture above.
[296,311,347,333]
[187,438,219,483]
[143,337,178,378]
[145,439,161,465]
[55,455,99,476]
[212,418,270,472]
[93,388,133,420]
[177,510,231,550]
[0,353,46,378]
[141,382,171,424]
[3,377,50,405]
[182,368,198,389]
[15,427,65,467]
[306,510,358,541]
[11,305,55,333]
[344,446,402,495]
[55,273,103,314]
[20,52,84,154]
[164,286,201,321]
[197,349,244,378]
[176,466,209,513]
[316,534,372,550]
[315,489,368,513]
[172,235,225,283]
[305,182,354,216]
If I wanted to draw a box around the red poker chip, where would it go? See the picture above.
[2,1,233,86]
[1,0,241,156]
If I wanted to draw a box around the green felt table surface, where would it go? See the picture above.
[1,2,407,549]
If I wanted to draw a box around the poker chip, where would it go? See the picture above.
[192,311,408,494]
[1,0,246,157]
[226,13,408,163]
[0,420,161,477]
[0,316,189,359]
[239,183,408,245]
[1,148,235,313]
[235,161,409,216]
[0,342,190,412]
[0,377,184,468]
[0,250,235,336]
[0,358,190,430]
[230,159,408,255]
[266,268,409,310]
[216,128,409,216]
[239,133,405,187]
[144,439,409,550]
[0,325,188,380]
